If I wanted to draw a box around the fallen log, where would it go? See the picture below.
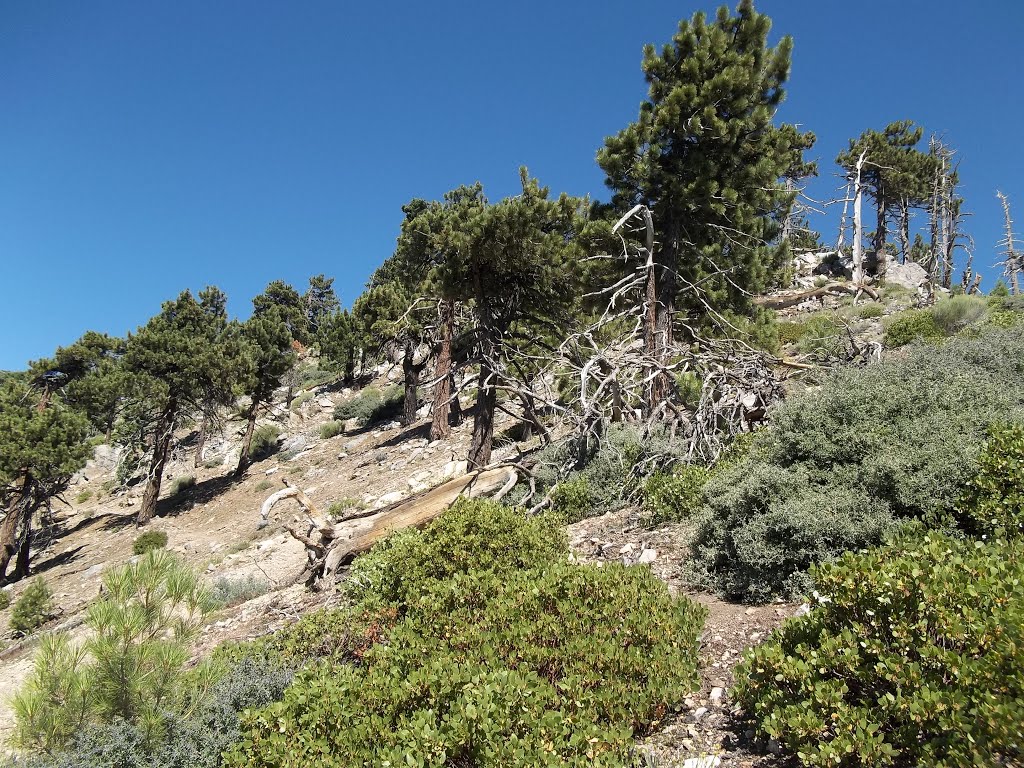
[260,466,517,587]
[757,282,879,310]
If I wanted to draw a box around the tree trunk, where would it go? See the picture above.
[449,370,463,426]
[0,473,32,581]
[430,300,455,441]
[138,401,176,526]
[868,191,888,282]
[401,340,419,427]
[898,201,910,264]
[193,414,209,468]
[468,358,497,468]
[13,526,32,580]
[650,218,677,409]
[235,400,259,477]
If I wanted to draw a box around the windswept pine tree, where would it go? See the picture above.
[598,0,814,407]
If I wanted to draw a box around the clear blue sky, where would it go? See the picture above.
[2,1,1022,370]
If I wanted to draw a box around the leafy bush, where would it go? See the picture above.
[318,420,343,439]
[288,390,314,411]
[931,294,988,333]
[855,301,884,319]
[775,320,804,347]
[549,476,591,522]
[132,530,168,555]
[736,534,1024,767]
[690,328,1024,600]
[166,474,195,497]
[227,498,706,767]
[75,489,93,504]
[333,385,403,426]
[9,577,52,635]
[253,479,272,492]
[0,590,10,610]
[955,422,1024,538]
[248,424,280,461]
[345,497,567,609]
[12,552,216,752]
[884,308,943,347]
[210,575,272,608]
[641,465,709,524]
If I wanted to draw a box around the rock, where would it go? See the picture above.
[221,448,240,468]
[344,418,360,433]
[767,739,783,756]
[682,757,721,768]
[692,706,708,721]
[885,256,928,290]
[82,563,104,579]
[416,404,430,419]
[638,548,657,564]
[90,443,123,471]
[265,466,279,475]
[710,687,726,705]
[317,397,333,409]
[440,459,468,480]
[375,490,405,508]
[344,435,368,451]
[619,542,636,555]
[281,434,308,454]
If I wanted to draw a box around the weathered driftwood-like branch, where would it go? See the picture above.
[260,467,516,587]
[756,281,879,310]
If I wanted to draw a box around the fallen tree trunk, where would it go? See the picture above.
[756,282,879,310]
[260,466,517,587]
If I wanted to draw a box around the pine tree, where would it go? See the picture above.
[598,0,814,406]
[303,274,340,340]
[252,280,308,344]
[235,306,295,476]
[317,308,360,383]
[122,289,242,525]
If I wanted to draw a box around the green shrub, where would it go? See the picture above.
[736,534,1024,767]
[795,313,845,356]
[955,422,1024,538]
[132,530,168,555]
[12,552,217,752]
[288,390,314,411]
[229,564,705,768]
[166,475,195,497]
[325,498,362,518]
[0,590,10,610]
[855,301,884,319]
[9,577,52,635]
[254,478,272,492]
[249,424,281,461]
[318,420,344,439]
[346,497,567,609]
[776,320,805,347]
[211,575,272,607]
[550,476,592,522]
[931,294,988,333]
[75,489,93,504]
[641,464,709,524]
[690,328,1024,600]
[333,385,403,426]
[884,308,943,347]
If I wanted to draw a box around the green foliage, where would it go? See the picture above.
[550,476,592,523]
[9,577,53,635]
[775,320,805,347]
[690,328,1024,600]
[956,422,1024,538]
[132,530,168,555]
[287,390,313,411]
[249,424,280,461]
[333,385,403,426]
[0,590,10,610]
[17,657,294,768]
[252,280,308,343]
[883,308,943,347]
[931,294,989,333]
[855,301,885,319]
[75,488,93,504]
[598,0,815,319]
[736,534,1024,767]
[318,420,343,439]
[12,552,216,752]
[254,479,272,492]
[210,575,271,608]
[227,499,706,768]
[166,475,195,497]
[794,312,846,356]
[641,464,710,524]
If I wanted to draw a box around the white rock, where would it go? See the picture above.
[344,435,368,451]
[682,757,721,768]
[638,548,657,564]
[885,256,929,290]
[264,466,279,475]
[709,687,725,705]
[692,706,708,721]
[317,397,333,409]
[619,543,636,555]
[375,490,405,508]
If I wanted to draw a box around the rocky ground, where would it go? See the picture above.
[0,361,804,766]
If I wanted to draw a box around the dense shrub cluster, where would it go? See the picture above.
[690,328,1024,600]
[884,293,1024,348]
[736,534,1024,767]
[226,498,707,767]
[9,577,52,636]
[318,419,343,439]
[132,529,168,555]
[248,424,281,461]
[641,465,709,524]
[333,385,403,426]
[955,421,1024,538]
[883,308,943,347]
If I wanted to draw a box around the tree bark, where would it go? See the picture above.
[138,401,176,525]
[868,190,888,282]
[235,400,259,477]
[193,414,209,468]
[430,300,455,441]
[468,355,497,468]
[401,340,419,427]
[0,473,33,581]
[650,217,677,409]
[898,201,910,264]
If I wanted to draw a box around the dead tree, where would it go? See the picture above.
[997,191,1023,295]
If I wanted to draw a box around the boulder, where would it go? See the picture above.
[885,256,928,290]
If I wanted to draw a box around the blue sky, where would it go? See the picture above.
[2,1,1022,370]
